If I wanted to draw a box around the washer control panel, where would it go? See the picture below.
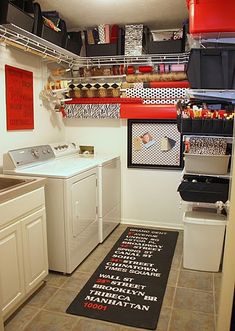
[4,142,80,169]
[8,145,55,168]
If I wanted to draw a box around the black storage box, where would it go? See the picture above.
[86,43,118,57]
[0,0,34,33]
[65,38,82,55]
[40,18,67,48]
[178,175,229,203]
[187,48,235,89]
[32,3,67,48]
[65,31,82,55]
[177,116,234,136]
[85,27,124,57]
[41,24,65,47]
[148,39,184,54]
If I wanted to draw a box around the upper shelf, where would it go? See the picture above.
[0,24,189,68]
[0,23,79,65]
[190,31,235,44]
[187,89,235,104]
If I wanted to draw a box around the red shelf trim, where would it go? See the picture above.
[120,104,177,119]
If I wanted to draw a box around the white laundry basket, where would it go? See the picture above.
[183,211,227,272]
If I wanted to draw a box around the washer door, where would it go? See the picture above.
[71,173,97,237]
[66,169,99,273]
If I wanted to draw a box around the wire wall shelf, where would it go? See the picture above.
[0,24,190,68]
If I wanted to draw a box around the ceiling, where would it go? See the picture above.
[36,0,188,31]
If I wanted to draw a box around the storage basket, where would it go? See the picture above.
[178,175,229,203]
[184,153,230,175]
[148,39,183,54]
[183,210,227,272]
[0,1,34,33]
[187,48,235,89]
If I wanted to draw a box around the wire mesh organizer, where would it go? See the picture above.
[0,24,190,68]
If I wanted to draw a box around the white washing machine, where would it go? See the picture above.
[3,142,121,273]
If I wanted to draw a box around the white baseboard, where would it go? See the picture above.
[121,218,183,230]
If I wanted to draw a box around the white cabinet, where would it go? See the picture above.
[21,208,48,294]
[0,221,25,316]
[0,187,48,319]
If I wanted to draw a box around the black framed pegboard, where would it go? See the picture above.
[128,119,183,169]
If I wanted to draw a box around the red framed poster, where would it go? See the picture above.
[5,65,34,130]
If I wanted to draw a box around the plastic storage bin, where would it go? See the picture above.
[65,31,82,55]
[177,116,234,136]
[183,211,227,271]
[148,39,183,54]
[187,0,235,34]
[85,43,118,57]
[32,3,67,48]
[184,153,230,175]
[84,27,125,57]
[187,48,235,89]
[178,175,229,203]
[0,1,35,33]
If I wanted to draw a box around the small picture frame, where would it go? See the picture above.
[128,119,183,169]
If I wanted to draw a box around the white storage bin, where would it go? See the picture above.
[183,211,227,272]
[184,153,230,175]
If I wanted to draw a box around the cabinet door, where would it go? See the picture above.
[0,221,25,317]
[21,208,48,293]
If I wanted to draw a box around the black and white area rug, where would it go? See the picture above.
[66,227,178,330]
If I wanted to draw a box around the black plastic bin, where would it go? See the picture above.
[65,31,82,55]
[41,24,66,47]
[84,27,124,57]
[32,3,67,48]
[86,43,118,57]
[0,0,34,33]
[178,175,229,203]
[187,48,235,89]
[177,116,234,136]
[148,39,184,54]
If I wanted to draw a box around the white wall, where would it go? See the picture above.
[0,44,65,170]
[64,118,185,229]
[0,45,184,229]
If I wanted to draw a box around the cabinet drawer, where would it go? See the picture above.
[0,187,45,228]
